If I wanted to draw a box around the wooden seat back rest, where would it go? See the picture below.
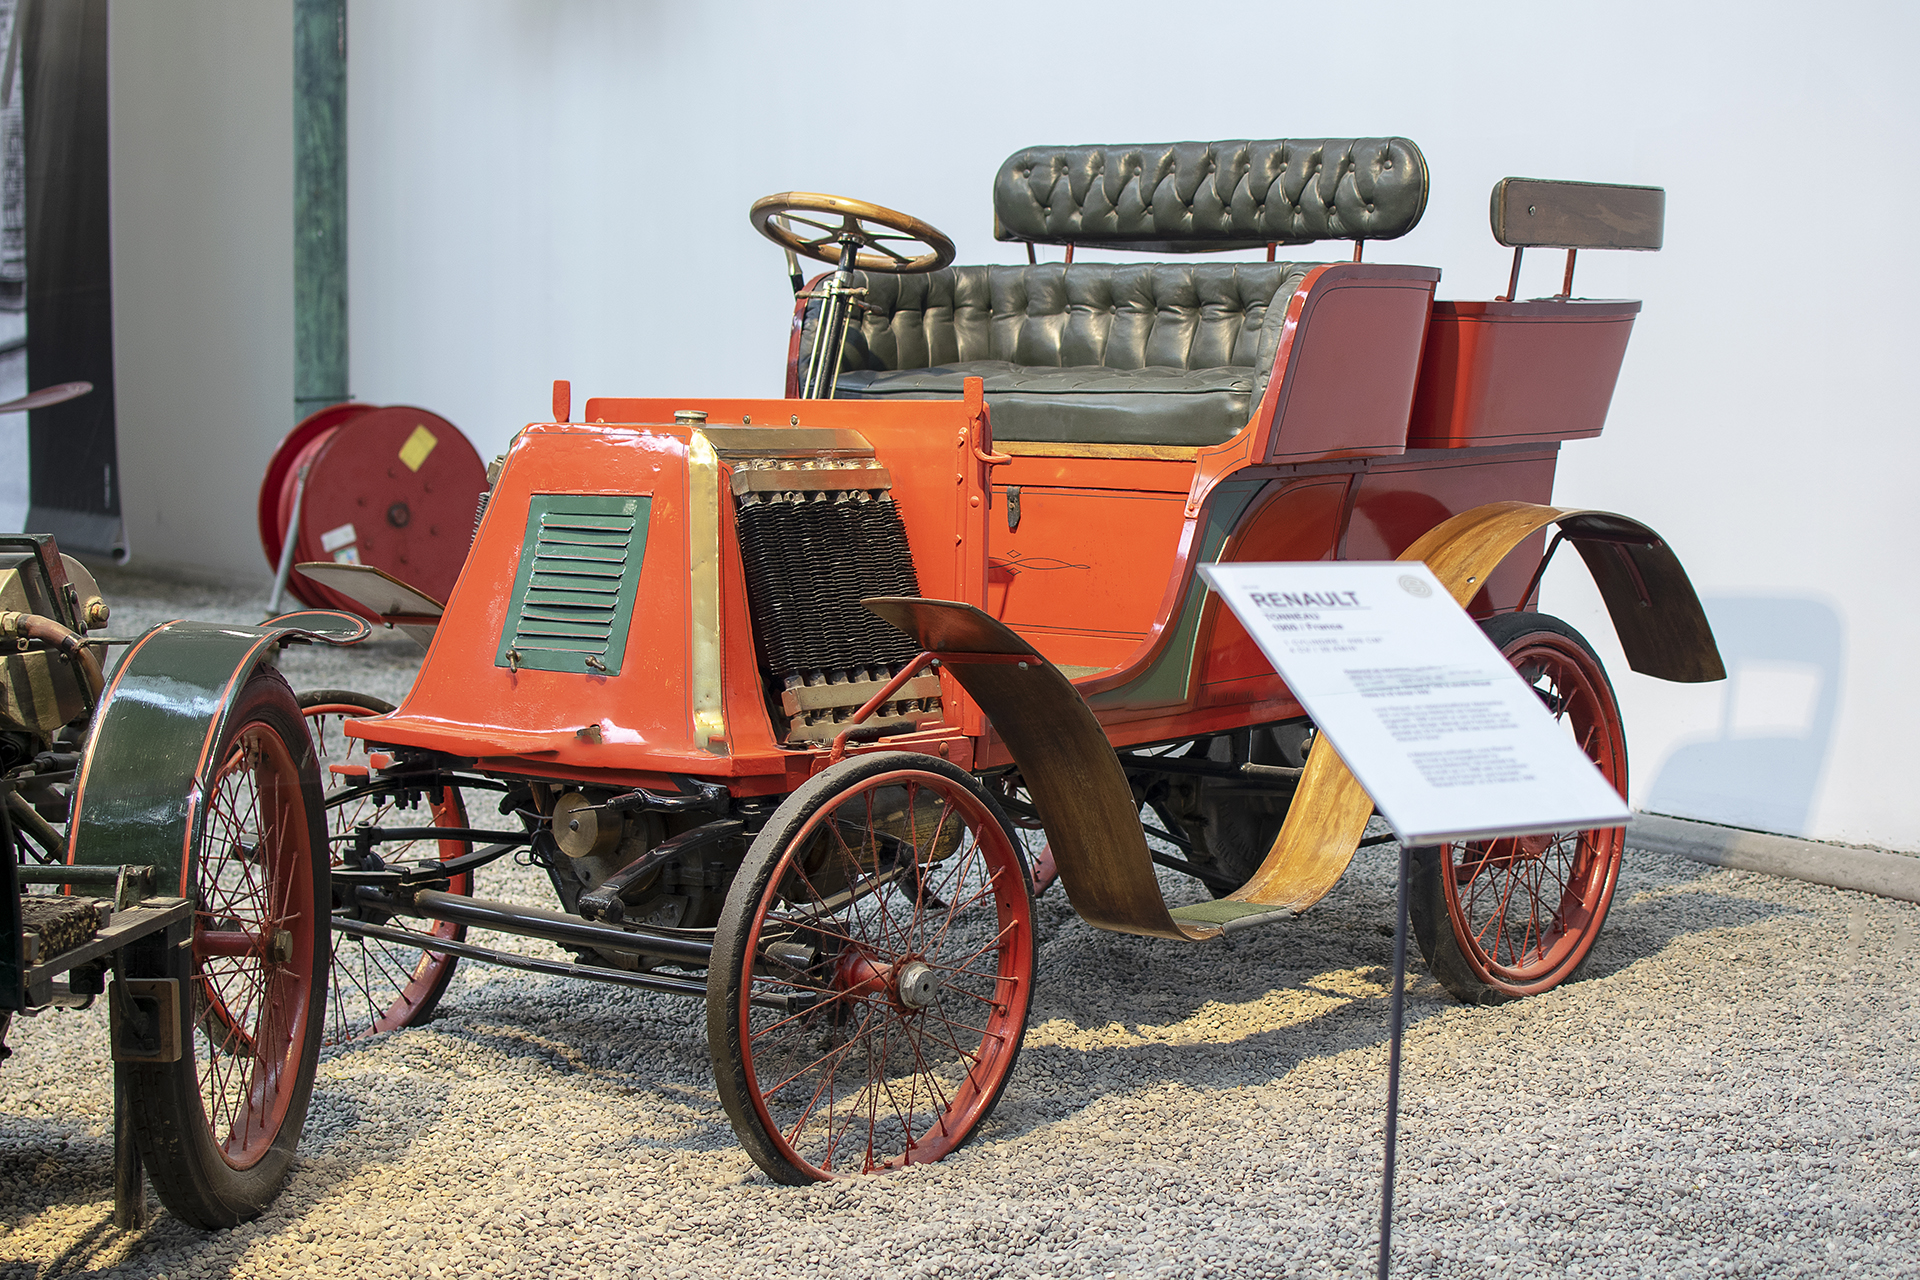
[1488,176,1664,302]
[1491,177,1664,251]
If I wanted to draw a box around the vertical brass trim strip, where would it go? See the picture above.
[686,431,728,754]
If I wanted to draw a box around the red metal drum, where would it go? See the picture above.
[259,404,487,618]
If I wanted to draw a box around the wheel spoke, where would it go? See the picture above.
[919,999,989,1068]
[918,917,1018,982]
[859,1015,889,1172]
[771,998,884,1135]
[746,974,879,1042]
[1521,857,1544,965]
[859,790,910,947]
[765,1012,876,1111]
[915,1005,1001,1048]
[901,1023,957,1134]
[780,212,842,237]
[870,1016,921,1166]
[921,877,1000,956]
[308,699,467,1043]
[938,979,1019,1008]
[921,842,994,959]
[902,785,956,946]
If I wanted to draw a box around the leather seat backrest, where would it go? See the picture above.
[993,138,1428,251]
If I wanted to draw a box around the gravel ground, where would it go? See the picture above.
[4,567,1919,1278]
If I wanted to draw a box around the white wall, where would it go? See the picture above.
[105,0,1919,848]
[109,0,292,581]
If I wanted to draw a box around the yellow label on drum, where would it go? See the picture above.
[398,424,439,472]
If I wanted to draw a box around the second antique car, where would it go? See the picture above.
[5,528,367,1227]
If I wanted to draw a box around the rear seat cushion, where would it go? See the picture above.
[836,361,1253,445]
[797,261,1315,446]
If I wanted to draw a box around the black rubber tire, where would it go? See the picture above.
[708,752,1036,1183]
[126,668,329,1228]
[1409,612,1628,1006]
[299,689,471,1041]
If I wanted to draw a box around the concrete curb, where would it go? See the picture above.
[1628,813,1920,904]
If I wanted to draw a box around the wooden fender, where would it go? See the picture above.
[869,501,1721,942]
[1230,500,1724,917]
[1403,501,1723,684]
[867,597,1224,940]
[67,613,367,886]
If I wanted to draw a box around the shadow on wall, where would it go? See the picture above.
[1642,595,1843,838]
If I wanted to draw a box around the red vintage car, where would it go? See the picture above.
[67,137,1721,1186]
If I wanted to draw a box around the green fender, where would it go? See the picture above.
[67,612,370,890]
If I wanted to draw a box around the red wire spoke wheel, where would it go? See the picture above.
[1410,612,1628,1004]
[299,690,471,1041]
[124,670,328,1227]
[708,753,1035,1183]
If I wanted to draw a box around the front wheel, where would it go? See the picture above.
[708,753,1036,1183]
[124,668,328,1227]
[1409,612,1628,1005]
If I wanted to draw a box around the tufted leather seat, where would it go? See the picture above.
[993,138,1427,252]
[790,137,1430,446]
[800,262,1314,445]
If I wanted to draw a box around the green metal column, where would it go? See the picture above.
[294,0,345,423]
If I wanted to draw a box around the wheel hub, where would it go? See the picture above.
[832,950,941,1012]
[895,959,939,1009]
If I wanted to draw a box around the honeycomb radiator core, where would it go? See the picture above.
[733,477,940,743]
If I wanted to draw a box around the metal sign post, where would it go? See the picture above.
[1199,561,1632,1277]
[1377,840,1415,1279]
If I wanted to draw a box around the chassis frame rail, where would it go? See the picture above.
[328,917,787,1011]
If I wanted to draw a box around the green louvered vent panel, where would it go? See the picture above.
[495,494,649,675]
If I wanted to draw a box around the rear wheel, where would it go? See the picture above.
[299,690,471,1041]
[708,753,1035,1183]
[125,668,327,1227]
[1409,612,1628,1004]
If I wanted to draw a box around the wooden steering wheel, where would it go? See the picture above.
[750,192,955,274]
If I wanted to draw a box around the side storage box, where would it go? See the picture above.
[1407,299,1640,447]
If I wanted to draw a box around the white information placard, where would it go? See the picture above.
[1199,561,1629,846]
